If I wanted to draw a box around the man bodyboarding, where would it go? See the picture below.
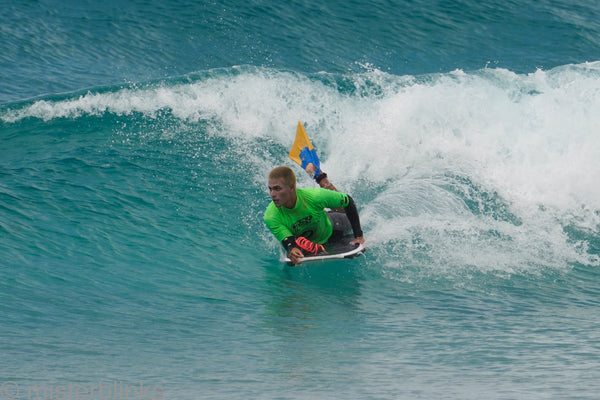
[264,123,365,265]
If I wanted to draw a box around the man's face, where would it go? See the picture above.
[268,177,296,208]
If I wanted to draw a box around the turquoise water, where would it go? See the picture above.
[2,1,600,399]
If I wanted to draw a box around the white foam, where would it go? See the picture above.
[4,63,600,269]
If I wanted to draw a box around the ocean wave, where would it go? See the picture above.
[3,63,600,271]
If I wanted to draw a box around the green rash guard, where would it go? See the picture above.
[264,188,350,244]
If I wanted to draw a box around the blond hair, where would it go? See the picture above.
[268,166,296,187]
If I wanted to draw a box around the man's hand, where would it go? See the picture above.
[288,247,305,265]
[351,236,365,246]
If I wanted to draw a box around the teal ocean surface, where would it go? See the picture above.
[2,1,600,399]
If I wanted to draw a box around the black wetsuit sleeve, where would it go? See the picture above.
[344,195,364,238]
[282,236,296,253]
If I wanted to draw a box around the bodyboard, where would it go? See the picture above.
[283,236,366,266]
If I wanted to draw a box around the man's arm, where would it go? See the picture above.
[344,195,364,244]
[315,172,338,191]
[282,236,303,264]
